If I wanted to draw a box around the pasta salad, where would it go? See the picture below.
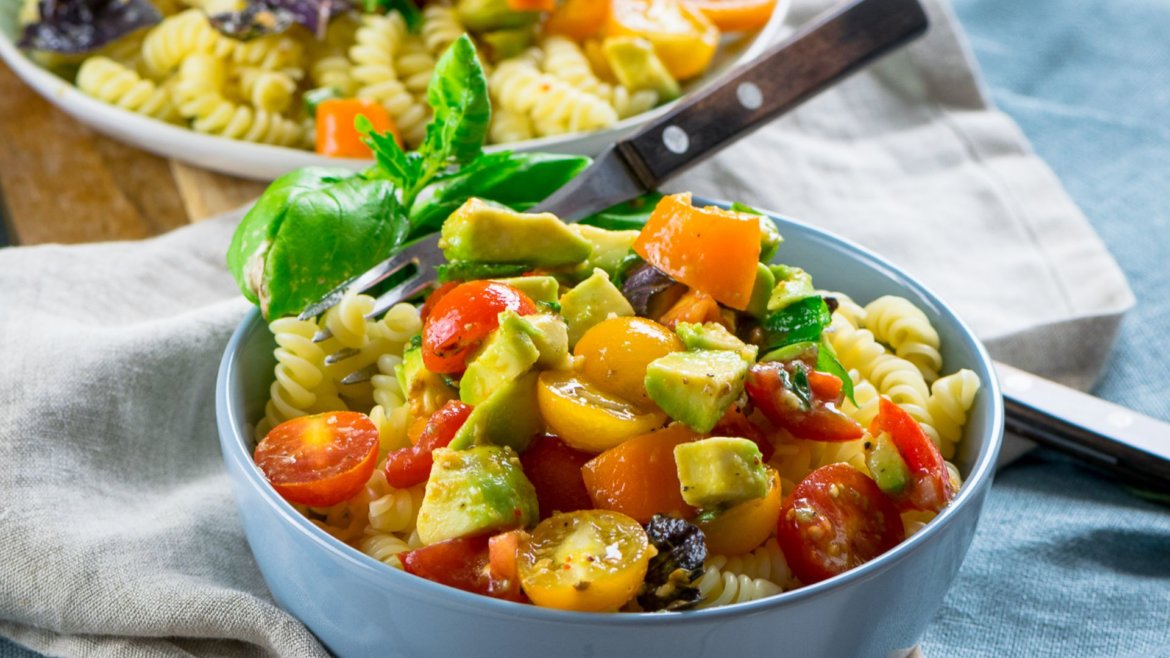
[16,0,778,153]
[246,192,982,612]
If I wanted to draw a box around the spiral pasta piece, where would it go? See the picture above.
[309,53,359,97]
[359,531,411,568]
[323,292,376,349]
[840,369,880,427]
[489,56,618,137]
[141,9,233,79]
[714,539,797,590]
[371,303,423,345]
[694,557,783,608]
[542,36,610,97]
[369,403,412,460]
[823,290,867,328]
[172,54,304,146]
[489,107,535,144]
[366,477,425,534]
[864,295,943,382]
[76,57,180,122]
[421,4,465,57]
[395,35,437,95]
[927,369,981,459]
[232,33,304,76]
[351,14,430,147]
[264,317,327,425]
[827,317,930,411]
[235,67,297,114]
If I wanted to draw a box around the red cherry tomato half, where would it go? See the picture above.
[520,434,595,519]
[488,530,529,602]
[745,361,863,441]
[710,404,774,462]
[254,411,379,507]
[401,533,526,601]
[871,397,955,513]
[422,280,538,374]
[776,463,903,585]
[419,281,460,323]
[384,400,472,488]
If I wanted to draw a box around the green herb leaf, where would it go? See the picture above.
[423,34,491,168]
[362,0,422,31]
[816,336,855,405]
[359,114,422,191]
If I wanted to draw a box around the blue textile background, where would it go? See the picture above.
[3,1,1168,657]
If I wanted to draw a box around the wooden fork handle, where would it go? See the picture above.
[617,0,929,187]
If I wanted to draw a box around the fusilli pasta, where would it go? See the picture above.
[927,369,981,459]
[864,295,943,382]
[141,9,233,79]
[694,557,783,608]
[76,57,180,122]
[351,13,430,147]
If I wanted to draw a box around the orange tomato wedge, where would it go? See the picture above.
[682,0,776,32]
[634,193,762,310]
[254,411,379,507]
[697,468,782,555]
[605,0,720,80]
[507,0,554,10]
[545,0,611,40]
[581,423,698,523]
[315,98,398,159]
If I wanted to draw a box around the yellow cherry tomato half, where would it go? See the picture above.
[697,467,783,556]
[518,510,655,612]
[537,371,667,453]
[605,0,720,80]
[574,316,684,408]
[682,0,776,33]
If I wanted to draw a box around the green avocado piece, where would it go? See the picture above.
[644,350,750,433]
[491,275,561,305]
[602,36,681,101]
[481,26,534,60]
[440,198,592,267]
[449,372,544,452]
[746,263,775,319]
[674,437,769,508]
[456,0,539,32]
[396,344,458,415]
[460,312,541,405]
[522,313,571,370]
[675,322,759,363]
[416,445,539,545]
[866,432,910,496]
[559,268,636,346]
[570,224,640,278]
[767,264,815,312]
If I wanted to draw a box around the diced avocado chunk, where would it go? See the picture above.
[440,198,592,267]
[416,445,539,545]
[449,372,543,452]
[456,0,539,31]
[675,322,759,363]
[481,26,533,60]
[866,432,910,495]
[396,344,458,416]
[767,265,815,312]
[746,263,775,319]
[644,350,749,433]
[559,268,635,346]
[674,437,769,508]
[522,313,571,370]
[460,312,541,405]
[491,275,560,305]
[602,36,681,101]
[570,224,640,278]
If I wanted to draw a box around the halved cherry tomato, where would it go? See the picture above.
[402,536,491,594]
[315,98,398,158]
[634,193,762,310]
[870,397,955,513]
[699,468,782,555]
[546,0,610,40]
[808,370,844,401]
[536,371,667,453]
[419,281,459,323]
[488,529,529,602]
[605,0,720,80]
[581,424,698,523]
[682,0,776,32]
[422,280,538,373]
[776,463,903,584]
[254,411,379,507]
[517,510,654,611]
[520,434,595,518]
[573,316,683,408]
[710,403,774,461]
[384,400,472,488]
[745,361,863,441]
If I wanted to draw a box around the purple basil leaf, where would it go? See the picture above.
[209,0,352,40]
[621,262,678,317]
[19,0,160,53]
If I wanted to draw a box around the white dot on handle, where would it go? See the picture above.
[1005,373,1033,391]
[1107,411,1135,429]
[737,82,763,110]
[662,125,689,154]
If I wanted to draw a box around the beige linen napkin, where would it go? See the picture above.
[0,0,1133,655]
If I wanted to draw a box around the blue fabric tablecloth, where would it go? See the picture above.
[3,1,1168,657]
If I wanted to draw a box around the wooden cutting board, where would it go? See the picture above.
[0,61,267,246]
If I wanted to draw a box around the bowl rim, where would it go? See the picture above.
[216,203,1005,624]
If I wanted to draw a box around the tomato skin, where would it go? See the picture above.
[683,0,777,32]
[807,370,844,402]
[777,463,903,585]
[315,98,397,158]
[545,0,609,39]
[419,281,459,323]
[254,411,379,507]
[745,361,863,441]
[384,401,472,488]
[422,281,538,374]
[574,316,684,408]
[710,404,774,462]
[488,530,529,603]
[871,398,955,513]
[520,434,595,519]
[581,424,698,523]
[402,536,493,595]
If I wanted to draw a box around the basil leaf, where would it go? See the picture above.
[787,366,814,412]
[580,193,664,231]
[763,295,832,350]
[422,34,490,168]
[729,201,762,215]
[359,115,422,192]
[20,0,161,53]
[816,336,856,406]
[363,0,422,31]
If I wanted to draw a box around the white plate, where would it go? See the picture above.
[0,1,790,181]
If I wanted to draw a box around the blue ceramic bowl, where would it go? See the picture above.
[217,206,1004,658]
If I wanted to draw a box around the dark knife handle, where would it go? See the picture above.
[616,0,929,187]
[997,362,1170,493]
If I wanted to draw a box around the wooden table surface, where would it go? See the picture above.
[0,60,269,246]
